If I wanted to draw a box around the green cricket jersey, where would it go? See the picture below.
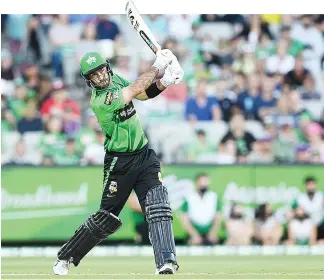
[90,74,148,153]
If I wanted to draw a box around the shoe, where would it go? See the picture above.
[155,262,178,275]
[53,259,71,275]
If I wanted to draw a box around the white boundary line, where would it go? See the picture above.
[2,245,324,257]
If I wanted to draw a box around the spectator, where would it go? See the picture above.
[286,206,317,245]
[185,129,215,162]
[284,54,311,88]
[232,71,247,94]
[113,50,134,82]
[225,204,254,245]
[305,122,324,163]
[291,15,324,79]
[186,80,220,122]
[5,14,32,64]
[273,121,299,163]
[127,192,150,245]
[7,138,41,165]
[255,75,277,122]
[300,75,322,100]
[144,15,169,43]
[17,99,43,134]
[26,16,42,64]
[68,14,96,25]
[254,203,283,245]
[270,94,298,129]
[180,173,222,245]
[220,113,256,159]
[247,133,274,163]
[295,144,311,163]
[291,176,324,243]
[96,15,121,41]
[1,49,15,81]
[8,78,34,122]
[236,73,261,120]
[21,63,39,91]
[38,116,66,159]
[52,138,80,165]
[215,79,238,122]
[231,15,274,42]
[75,22,101,63]
[266,39,295,75]
[289,90,313,120]
[40,80,81,136]
[49,14,81,78]
[167,15,194,40]
[185,80,220,122]
[278,25,305,58]
[82,128,105,165]
[37,74,53,109]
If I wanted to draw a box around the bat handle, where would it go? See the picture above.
[154,44,162,55]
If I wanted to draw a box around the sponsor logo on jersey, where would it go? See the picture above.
[119,102,136,122]
[105,91,113,105]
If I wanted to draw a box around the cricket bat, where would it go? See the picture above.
[125,0,162,54]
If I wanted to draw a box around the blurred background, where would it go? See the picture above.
[1,14,324,249]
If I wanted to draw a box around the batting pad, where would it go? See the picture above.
[145,185,179,270]
[58,210,122,266]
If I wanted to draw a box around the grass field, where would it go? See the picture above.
[2,256,324,279]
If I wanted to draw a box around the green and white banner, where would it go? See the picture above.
[1,165,323,242]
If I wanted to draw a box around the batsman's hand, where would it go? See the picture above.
[160,56,184,87]
[152,49,175,72]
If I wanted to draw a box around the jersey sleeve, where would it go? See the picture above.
[115,74,131,88]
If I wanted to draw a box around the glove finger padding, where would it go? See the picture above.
[153,49,174,72]
[160,58,184,87]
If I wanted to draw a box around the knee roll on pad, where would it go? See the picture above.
[85,210,122,238]
[145,185,178,270]
[145,185,173,222]
[58,210,122,266]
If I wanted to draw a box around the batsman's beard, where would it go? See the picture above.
[89,68,111,89]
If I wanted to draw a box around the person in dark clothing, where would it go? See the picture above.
[220,113,256,157]
[17,100,43,134]
[284,54,311,88]
[231,15,274,41]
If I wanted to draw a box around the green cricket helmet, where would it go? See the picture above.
[80,52,113,89]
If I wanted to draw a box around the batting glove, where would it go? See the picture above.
[152,49,175,72]
[160,57,184,87]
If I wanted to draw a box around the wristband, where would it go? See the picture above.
[146,82,163,99]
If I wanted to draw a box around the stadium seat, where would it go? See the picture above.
[302,101,324,121]
[197,22,234,42]
[245,120,265,139]
[2,132,20,154]
[148,121,229,163]
[23,132,44,153]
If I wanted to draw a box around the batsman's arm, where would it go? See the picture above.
[134,80,166,101]
[121,66,160,104]
[121,49,173,104]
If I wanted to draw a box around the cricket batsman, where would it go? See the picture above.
[53,49,184,275]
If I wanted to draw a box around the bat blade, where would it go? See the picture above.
[125,0,161,54]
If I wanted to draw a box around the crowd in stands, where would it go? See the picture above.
[1,14,324,165]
